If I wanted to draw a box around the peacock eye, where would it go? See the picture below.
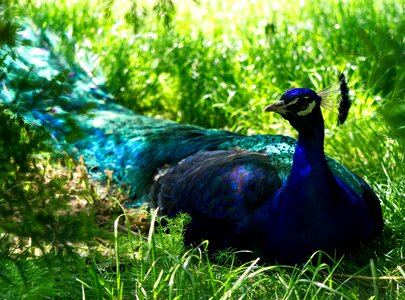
[296,100,316,116]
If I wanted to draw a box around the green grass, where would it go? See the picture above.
[1,0,404,298]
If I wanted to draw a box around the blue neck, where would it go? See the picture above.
[286,112,336,199]
[291,129,327,179]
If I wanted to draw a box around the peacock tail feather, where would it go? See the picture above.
[1,24,382,264]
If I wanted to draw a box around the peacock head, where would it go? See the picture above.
[264,88,324,133]
[264,74,350,132]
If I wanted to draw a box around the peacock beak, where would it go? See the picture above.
[264,100,288,114]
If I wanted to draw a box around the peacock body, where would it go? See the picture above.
[1,25,383,263]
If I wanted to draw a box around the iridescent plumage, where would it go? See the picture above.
[0,25,383,263]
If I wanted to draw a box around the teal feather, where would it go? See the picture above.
[0,24,383,263]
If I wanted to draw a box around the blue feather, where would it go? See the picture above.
[0,24,383,264]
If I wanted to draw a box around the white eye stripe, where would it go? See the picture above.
[284,98,299,107]
[274,98,299,114]
[297,101,316,116]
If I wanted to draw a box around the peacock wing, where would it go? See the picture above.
[152,149,283,221]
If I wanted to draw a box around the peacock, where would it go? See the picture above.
[1,25,383,264]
